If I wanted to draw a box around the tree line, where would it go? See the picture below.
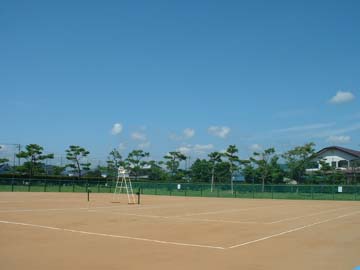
[0,143,358,186]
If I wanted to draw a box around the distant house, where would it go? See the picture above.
[307,146,360,172]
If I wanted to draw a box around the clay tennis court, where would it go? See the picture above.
[0,192,359,270]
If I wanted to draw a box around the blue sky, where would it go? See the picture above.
[1,0,359,163]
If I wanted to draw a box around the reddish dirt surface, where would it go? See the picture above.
[0,192,359,270]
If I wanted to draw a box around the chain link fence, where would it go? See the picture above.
[0,178,359,201]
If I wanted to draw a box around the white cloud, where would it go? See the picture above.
[138,141,151,149]
[273,123,335,133]
[177,144,214,156]
[131,132,147,141]
[118,143,127,151]
[177,146,192,155]
[249,144,263,152]
[326,135,351,144]
[183,128,195,139]
[311,123,360,138]
[193,144,214,154]
[170,128,195,141]
[208,126,231,138]
[111,123,123,135]
[330,91,355,104]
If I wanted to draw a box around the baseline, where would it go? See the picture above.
[0,203,187,214]
[0,220,225,250]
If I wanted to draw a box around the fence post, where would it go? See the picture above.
[44,179,47,192]
[217,188,220,197]
[271,185,274,199]
[28,180,31,192]
[97,181,100,193]
[72,181,75,192]
[155,184,158,195]
[58,181,61,192]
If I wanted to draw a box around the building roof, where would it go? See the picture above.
[316,146,360,159]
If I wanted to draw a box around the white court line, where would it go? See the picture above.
[1,211,359,251]
[181,217,259,224]
[0,204,185,213]
[0,220,225,250]
[171,204,292,218]
[228,210,360,249]
[89,210,260,224]
[0,206,127,213]
[266,206,356,224]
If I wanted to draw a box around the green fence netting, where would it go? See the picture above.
[0,178,359,201]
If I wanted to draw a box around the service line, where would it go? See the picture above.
[89,209,260,224]
[170,204,289,218]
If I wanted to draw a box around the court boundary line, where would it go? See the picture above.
[0,220,225,250]
[228,210,360,249]
[169,204,291,218]
[0,203,188,213]
[265,206,356,224]
[1,210,359,251]
[88,210,261,224]
[2,203,356,226]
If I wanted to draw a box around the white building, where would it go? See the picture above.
[307,146,360,172]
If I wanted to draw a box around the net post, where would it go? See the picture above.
[87,187,91,202]
[137,187,141,204]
